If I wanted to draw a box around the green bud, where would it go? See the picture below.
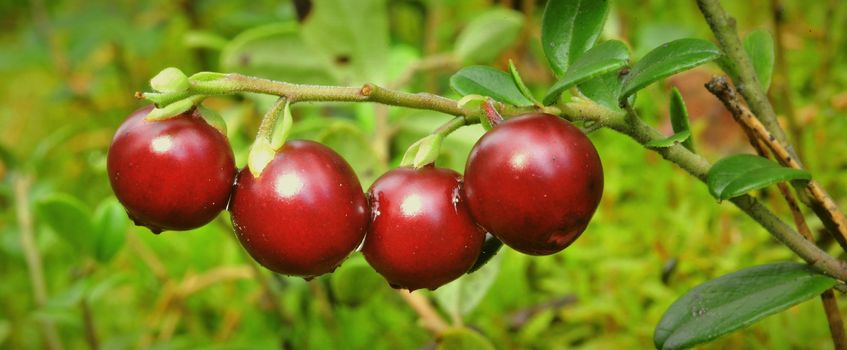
[150,67,189,93]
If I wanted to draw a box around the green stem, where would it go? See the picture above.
[695,0,800,163]
[142,73,556,123]
[611,107,847,281]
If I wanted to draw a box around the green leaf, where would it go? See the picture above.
[300,0,389,83]
[645,130,691,148]
[742,29,775,91]
[450,66,533,106]
[435,253,502,316]
[508,60,539,106]
[543,40,630,105]
[620,38,721,100]
[330,254,384,306]
[221,23,336,84]
[654,262,836,350]
[669,88,695,152]
[454,8,524,64]
[400,134,444,168]
[35,193,95,255]
[541,0,609,76]
[577,71,625,111]
[707,154,811,200]
[437,328,495,350]
[92,197,129,263]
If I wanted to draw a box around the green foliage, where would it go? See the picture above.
[437,328,496,350]
[435,254,503,317]
[669,88,695,152]
[743,29,776,91]
[541,0,610,76]
[2,1,846,349]
[654,262,837,350]
[449,66,534,106]
[620,38,721,100]
[645,130,692,148]
[454,8,524,64]
[707,154,811,200]
[544,40,630,105]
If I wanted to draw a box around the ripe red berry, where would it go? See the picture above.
[464,113,603,255]
[107,105,236,233]
[362,166,484,290]
[229,140,368,278]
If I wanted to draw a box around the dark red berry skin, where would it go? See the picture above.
[362,166,485,291]
[229,140,368,278]
[464,113,603,255]
[107,105,236,233]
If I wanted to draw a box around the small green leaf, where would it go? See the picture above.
[707,154,811,200]
[197,105,227,135]
[508,60,540,106]
[150,67,189,93]
[654,262,836,350]
[742,29,775,91]
[400,134,444,168]
[541,0,609,76]
[437,328,495,350]
[92,197,129,263]
[449,66,533,106]
[620,38,721,100]
[577,71,625,111]
[36,193,95,255]
[221,23,336,84]
[145,95,204,121]
[454,8,524,63]
[645,130,691,148]
[269,100,293,151]
[329,254,384,306]
[435,253,501,316]
[544,40,630,105]
[669,88,695,152]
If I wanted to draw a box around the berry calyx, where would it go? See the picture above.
[362,166,485,290]
[229,140,368,278]
[107,105,236,233]
[464,113,603,255]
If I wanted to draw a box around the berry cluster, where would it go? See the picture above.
[108,107,603,290]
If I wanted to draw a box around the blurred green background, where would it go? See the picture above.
[2,0,847,349]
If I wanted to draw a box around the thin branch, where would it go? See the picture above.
[570,101,847,281]
[737,102,846,350]
[705,76,847,251]
[397,290,450,334]
[13,175,64,350]
[696,0,799,162]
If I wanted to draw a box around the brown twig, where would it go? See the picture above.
[705,77,847,252]
[735,99,846,350]
[397,290,450,334]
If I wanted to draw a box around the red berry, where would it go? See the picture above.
[229,140,368,278]
[362,166,485,290]
[464,113,603,255]
[107,105,236,233]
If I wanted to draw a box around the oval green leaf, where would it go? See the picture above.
[620,38,721,100]
[577,70,625,111]
[449,66,533,106]
[35,193,95,255]
[330,254,385,306]
[455,8,524,64]
[742,29,775,91]
[541,0,609,77]
[543,40,630,105]
[435,253,502,316]
[669,88,695,152]
[92,197,129,263]
[437,328,495,350]
[508,60,540,106]
[707,154,811,200]
[654,262,837,350]
[645,130,691,149]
